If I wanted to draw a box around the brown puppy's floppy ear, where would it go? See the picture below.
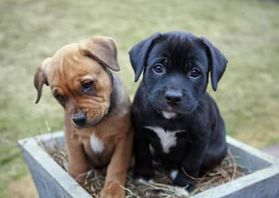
[79,36,120,72]
[129,32,162,82]
[201,38,228,91]
[34,57,52,104]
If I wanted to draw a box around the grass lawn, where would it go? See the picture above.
[0,0,278,197]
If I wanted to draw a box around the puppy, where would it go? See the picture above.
[34,36,133,198]
[129,31,228,191]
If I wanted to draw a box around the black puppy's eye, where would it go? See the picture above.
[152,64,166,74]
[53,91,65,103]
[82,81,93,93]
[189,67,201,78]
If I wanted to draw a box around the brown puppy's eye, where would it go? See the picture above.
[82,81,93,93]
[53,91,65,103]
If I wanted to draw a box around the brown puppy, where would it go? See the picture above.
[34,36,133,198]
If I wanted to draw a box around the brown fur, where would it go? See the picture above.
[34,36,133,198]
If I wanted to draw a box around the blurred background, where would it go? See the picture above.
[0,0,278,197]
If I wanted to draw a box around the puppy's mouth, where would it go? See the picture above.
[152,103,197,119]
[88,116,105,126]
[161,110,177,119]
[71,118,103,129]
[152,105,180,119]
[71,114,105,129]
[72,122,89,129]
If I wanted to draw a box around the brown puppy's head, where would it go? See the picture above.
[34,36,120,128]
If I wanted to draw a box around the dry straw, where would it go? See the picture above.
[41,140,247,198]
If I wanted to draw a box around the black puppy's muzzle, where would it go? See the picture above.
[72,111,87,127]
[165,90,182,106]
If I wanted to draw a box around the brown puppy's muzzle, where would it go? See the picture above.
[70,100,110,128]
[71,110,106,128]
[72,111,87,128]
[83,103,110,127]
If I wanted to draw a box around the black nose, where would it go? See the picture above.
[165,90,182,106]
[72,112,86,126]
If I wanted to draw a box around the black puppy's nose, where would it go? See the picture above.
[165,90,182,105]
[72,111,86,126]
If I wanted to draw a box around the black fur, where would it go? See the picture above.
[129,31,228,191]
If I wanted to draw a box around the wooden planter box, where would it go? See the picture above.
[18,131,279,198]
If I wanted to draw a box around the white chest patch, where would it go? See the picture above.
[145,126,184,153]
[170,169,178,180]
[90,134,104,154]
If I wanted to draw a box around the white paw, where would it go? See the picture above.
[135,178,154,184]
[174,186,189,197]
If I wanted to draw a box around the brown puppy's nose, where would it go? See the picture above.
[72,111,86,127]
[165,90,182,106]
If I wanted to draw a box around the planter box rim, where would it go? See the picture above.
[18,132,91,198]
[18,131,279,198]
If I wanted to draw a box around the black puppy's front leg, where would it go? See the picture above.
[172,138,209,191]
[133,128,154,182]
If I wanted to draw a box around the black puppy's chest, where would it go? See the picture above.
[144,124,192,166]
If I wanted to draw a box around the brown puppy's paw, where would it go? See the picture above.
[100,181,125,198]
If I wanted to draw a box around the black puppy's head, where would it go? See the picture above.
[129,31,227,118]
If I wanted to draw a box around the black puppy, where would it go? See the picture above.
[129,31,228,191]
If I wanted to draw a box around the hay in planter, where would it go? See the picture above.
[41,140,248,198]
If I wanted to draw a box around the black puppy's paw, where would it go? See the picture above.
[172,171,195,192]
[133,174,154,184]
[133,168,154,184]
[134,176,154,184]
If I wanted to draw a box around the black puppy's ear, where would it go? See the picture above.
[201,38,228,91]
[129,33,162,82]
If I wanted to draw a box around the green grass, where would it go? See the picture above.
[0,0,278,196]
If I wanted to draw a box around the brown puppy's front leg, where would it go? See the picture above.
[100,129,133,198]
[64,122,90,185]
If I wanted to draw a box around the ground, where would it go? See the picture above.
[0,0,278,197]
